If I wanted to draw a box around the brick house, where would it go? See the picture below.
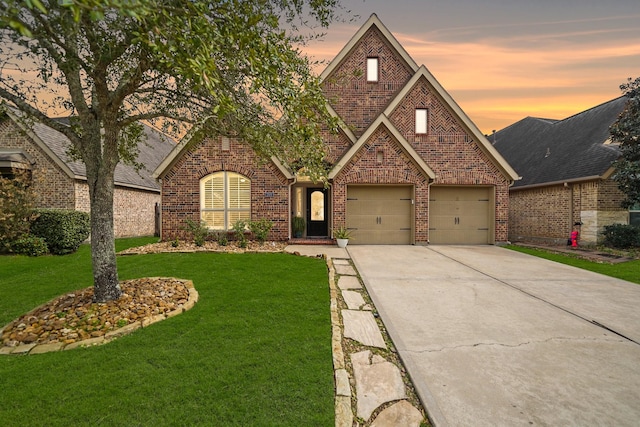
[155,14,518,245]
[0,105,175,237]
[492,97,630,245]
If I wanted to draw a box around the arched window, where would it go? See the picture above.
[200,172,251,230]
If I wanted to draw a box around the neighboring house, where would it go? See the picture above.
[0,105,175,237]
[492,96,629,245]
[154,14,518,245]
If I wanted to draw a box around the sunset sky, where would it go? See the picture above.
[303,0,640,134]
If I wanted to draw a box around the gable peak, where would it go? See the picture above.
[320,14,418,82]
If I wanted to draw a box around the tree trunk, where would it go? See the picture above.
[89,166,121,303]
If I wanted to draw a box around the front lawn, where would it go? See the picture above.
[0,237,334,426]
[506,245,640,284]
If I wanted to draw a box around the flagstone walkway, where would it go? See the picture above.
[286,245,426,426]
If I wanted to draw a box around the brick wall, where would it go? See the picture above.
[160,136,290,241]
[74,182,159,237]
[509,185,572,243]
[387,77,511,242]
[322,26,414,137]
[510,179,628,244]
[0,117,75,209]
[332,125,431,243]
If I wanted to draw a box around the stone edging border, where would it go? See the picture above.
[327,257,353,426]
[0,278,198,356]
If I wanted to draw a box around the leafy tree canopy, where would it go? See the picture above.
[611,77,640,208]
[0,0,342,301]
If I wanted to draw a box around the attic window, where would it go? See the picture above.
[366,57,379,82]
[415,108,428,134]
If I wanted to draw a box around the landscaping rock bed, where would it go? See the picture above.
[1,277,191,348]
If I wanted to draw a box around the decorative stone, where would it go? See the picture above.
[338,275,362,290]
[342,290,366,310]
[371,400,424,427]
[335,264,357,276]
[342,310,386,348]
[335,395,353,427]
[29,342,65,354]
[335,368,351,397]
[351,350,407,421]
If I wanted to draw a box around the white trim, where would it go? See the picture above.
[383,66,520,182]
[4,108,77,180]
[320,13,418,83]
[366,57,379,82]
[326,103,357,144]
[328,114,435,180]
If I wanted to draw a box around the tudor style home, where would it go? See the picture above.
[154,14,519,245]
[0,104,175,237]
[492,97,629,245]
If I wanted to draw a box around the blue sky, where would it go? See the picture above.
[304,0,640,133]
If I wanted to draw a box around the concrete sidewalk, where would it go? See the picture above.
[348,245,640,427]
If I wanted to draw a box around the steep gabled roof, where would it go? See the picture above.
[328,114,435,180]
[153,129,294,180]
[3,106,175,191]
[493,97,627,189]
[319,13,418,83]
[384,66,519,181]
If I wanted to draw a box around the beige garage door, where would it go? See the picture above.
[346,186,412,244]
[429,187,493,244]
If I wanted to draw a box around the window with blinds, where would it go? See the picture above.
[200,172,251,230]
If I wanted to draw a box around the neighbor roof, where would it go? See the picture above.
[492,97,627,189]
[3,106,175,191]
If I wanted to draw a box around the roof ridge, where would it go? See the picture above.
[556,96,626,123]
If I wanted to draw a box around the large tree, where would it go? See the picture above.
[611,77,640,209]
[0,0,340,302]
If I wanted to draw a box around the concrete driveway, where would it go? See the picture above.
[347,245,640,427]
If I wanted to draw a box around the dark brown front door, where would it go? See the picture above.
[306,188,328,237]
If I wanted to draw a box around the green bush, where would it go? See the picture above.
[183,218,209,246]
[602,223,640,249]
[216,231,229,246]
[0,171,38,253]
[11,235,49,256]
[249,218,273,244]
[232,219,248,248]
[30,209,90,255]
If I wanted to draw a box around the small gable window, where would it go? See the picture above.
[200,171,251,230]
[415,108,428,134]
[366,57,379,82]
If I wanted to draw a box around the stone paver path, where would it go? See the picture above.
[314,248,425,426]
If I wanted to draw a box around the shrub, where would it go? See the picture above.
[0,170,38,252]
[11,235,49,256]
[30,209,90,255]
[602,224,640,249]
[249,219,273,244]
[232,219,248,248]
[216,231,229,246]
[183,218,209,246]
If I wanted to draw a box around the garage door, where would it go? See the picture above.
[429,187,493,244]
[346,186,412,244]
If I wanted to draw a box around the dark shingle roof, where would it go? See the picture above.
[492,97,627,188]
[29,118,175,191]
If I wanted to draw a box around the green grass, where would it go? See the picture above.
[0,237,334,426]
[506,245,640,284]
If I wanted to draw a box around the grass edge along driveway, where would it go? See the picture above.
[506,245,640,284]
[0,237,334,426]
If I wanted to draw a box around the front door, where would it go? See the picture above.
[306,188,328,237]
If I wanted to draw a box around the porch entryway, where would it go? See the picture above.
[291,184,331,240]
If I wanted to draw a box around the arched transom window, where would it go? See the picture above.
[200,172,251,230]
